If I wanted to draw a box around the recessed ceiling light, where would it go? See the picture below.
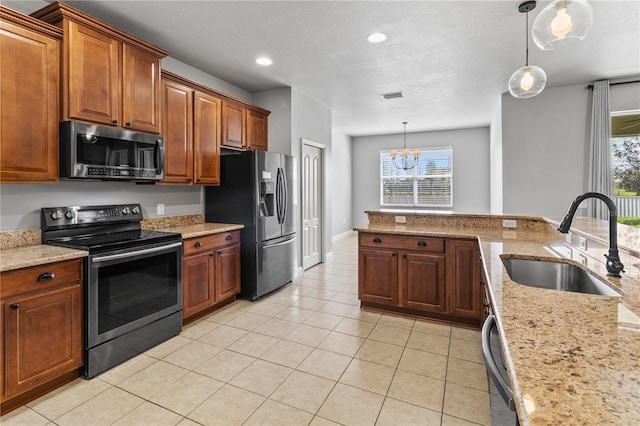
[367,33,388,43]
[256,57,273,66]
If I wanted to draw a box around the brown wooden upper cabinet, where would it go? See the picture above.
[160,71,220,185]
[221,101,246,150]
[0,7,61,183]
[32,2,168,134]
[222,101,270,151]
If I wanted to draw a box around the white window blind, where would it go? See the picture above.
[380,147,453,207]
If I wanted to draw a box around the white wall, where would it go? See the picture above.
[291,89,333,258]
[610,81,640,112]
[0,182,201,231]
[489,97,503,215]
[331,129,353,237]
[162,57,252,102]
[502,84,590,216]
[351,127,490,227]
[252,87,293,155]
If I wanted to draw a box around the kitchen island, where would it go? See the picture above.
[356,211,640,425]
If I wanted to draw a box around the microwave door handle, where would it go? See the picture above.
[155,139,164,175]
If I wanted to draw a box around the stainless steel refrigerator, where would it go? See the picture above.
[205,150,296,300]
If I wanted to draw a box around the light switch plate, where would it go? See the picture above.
[157,203,165,215]
[502,219,517,228]
[565,232,572,244]
[395,215,406,224]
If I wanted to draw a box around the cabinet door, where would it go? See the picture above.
[161,79,193,184]
[246,109,268,151]
[0,20,59,183]
[122,44,161,133]
[214,244,241,302]
[221,101,246,149]
[67,21,119,125]
[400,252,446,313]
[3,285,82,398]
[182,253,215,319]
[447,240,481,320]
[358,248,398,305]
[193,91,221,185]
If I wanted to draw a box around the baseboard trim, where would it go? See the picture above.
[332,230,355,242]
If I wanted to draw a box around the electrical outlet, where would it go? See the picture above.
[157,203,165,215]
[502,219,517,228]
[578,254,588,266]
[565,232,572,244]
[395,215,406,224]
[578,236,587,250]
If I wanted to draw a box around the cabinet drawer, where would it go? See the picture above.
[359,233,444,253]
[0,259,82,299]
[183,230,240,256]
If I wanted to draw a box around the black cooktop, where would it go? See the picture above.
[49,229,181,254]
[41,204,181,254]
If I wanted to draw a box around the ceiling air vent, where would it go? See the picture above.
[380,91,405,100]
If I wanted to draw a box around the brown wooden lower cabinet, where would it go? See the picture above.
[358,232,482,326]
[0,259,83,415]
[182,231,241,323]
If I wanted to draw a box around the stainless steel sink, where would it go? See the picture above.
[501,258,620,297]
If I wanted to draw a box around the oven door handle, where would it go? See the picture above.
[91,242,182,263]
[482,315,516,411]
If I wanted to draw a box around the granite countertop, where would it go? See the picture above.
[0,245,87,273]
[0,215,244,272]
[154,222,244,239]
[356,214,640,425]
[140,213,243,239]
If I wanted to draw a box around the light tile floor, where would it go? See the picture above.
[1,235,490,426]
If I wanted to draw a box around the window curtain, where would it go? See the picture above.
[587,80,612,219]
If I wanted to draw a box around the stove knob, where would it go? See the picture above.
[132,206,140,215]
[51,210,64,220]
[122,207,130,215]
[65,210,75,219]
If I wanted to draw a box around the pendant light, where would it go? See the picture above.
[533,0,593,51]
[509,1,547,99]
[390,122,420,170]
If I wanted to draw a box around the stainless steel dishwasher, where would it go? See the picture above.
[482,315,519,426]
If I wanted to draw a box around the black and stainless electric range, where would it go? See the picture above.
[41,204,183,378]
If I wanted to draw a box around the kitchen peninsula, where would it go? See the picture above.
[355,211,640,425]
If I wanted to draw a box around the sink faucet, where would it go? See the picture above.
[557,192,625,278]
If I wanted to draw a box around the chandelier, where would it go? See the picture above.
[390,122,420,170]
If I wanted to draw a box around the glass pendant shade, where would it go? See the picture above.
[533,0,594,50]
[508,65,547,98]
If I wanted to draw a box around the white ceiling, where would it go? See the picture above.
[8,1,640,136]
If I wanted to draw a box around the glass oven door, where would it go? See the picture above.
[87,241,182,348]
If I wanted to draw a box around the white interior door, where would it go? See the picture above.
[302,142,323,270]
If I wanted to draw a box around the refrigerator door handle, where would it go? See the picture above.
[263,235,296,248]
[276,167,285,224]
[280,167,288,224]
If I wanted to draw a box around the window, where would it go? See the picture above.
[380,147,453,207]
[611,111,640,225]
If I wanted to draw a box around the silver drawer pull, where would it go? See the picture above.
[225,235,233,241]
[37,272,55,282]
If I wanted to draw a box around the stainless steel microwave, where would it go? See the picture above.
[60,121,164,181]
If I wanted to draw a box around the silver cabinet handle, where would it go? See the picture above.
[481,315,516,411]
